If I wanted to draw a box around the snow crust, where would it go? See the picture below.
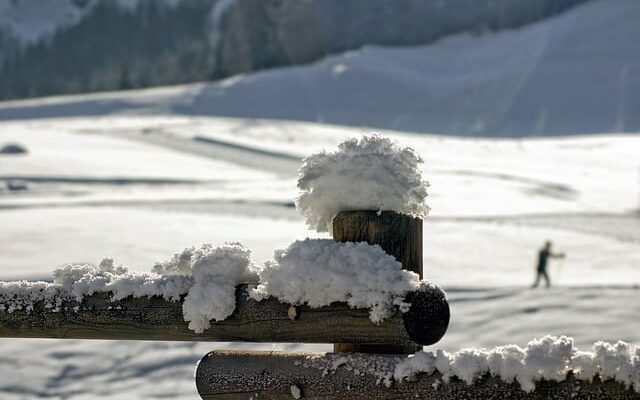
[0,280,63,313]
[250,238,421,323]
[0,238,424,331]
[297,353,402,387]
[0,243,259,334]
[296,135,429,232]
[152,247,196,276]
[299,336,640,393]
[0,257,195,315]
[394,336,640,393]
[53,258,192,302]
[182,243,259,333]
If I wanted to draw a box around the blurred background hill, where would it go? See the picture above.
[1,0,638,136]
[0,0,586,101]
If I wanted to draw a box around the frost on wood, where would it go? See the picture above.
[393,336,640,393]
[293,336,640,393]
[249,238,421,323]
[297,352,403,388]
[0,280,64,313]
[296,135,429,232]
[182,243,259,333]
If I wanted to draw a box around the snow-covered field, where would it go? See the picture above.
[0,114,637,398]
[1,1,639,397]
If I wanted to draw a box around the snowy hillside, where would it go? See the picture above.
[1,0,638,136]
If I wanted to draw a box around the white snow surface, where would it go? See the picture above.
[250,239,421,323]
[53,258,192,303]
[0,108,638,400]
[152,246,195,276]
[182,243,259,333]
[0,280,62,313]
[393,336,640,393]
[0,257,194,320]
[296,135,429,232]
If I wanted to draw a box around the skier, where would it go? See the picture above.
[532,240,565,288]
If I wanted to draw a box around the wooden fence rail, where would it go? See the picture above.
[196,350,640,400]
[0,284,448,346]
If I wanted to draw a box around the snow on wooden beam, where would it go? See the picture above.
[333,210,423,278]
[195,350,639,400]
[0,284,448,346]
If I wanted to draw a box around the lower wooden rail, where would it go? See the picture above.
[195,350,640,400]
[0,284,448,346]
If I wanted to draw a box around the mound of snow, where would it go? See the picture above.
[53,258,192,302]
[296,336,640,392]
[0,143,27,154]
[182,243,259,333]
[296,135,429,232]
[152,246,196,276]
[394,335,640,393]
[0,280,63,313]
[1,243,262,334]
[250,238,421,323]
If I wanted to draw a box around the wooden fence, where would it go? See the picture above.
[1,210,636,399]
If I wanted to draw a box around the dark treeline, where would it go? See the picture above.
[0,0,216,99]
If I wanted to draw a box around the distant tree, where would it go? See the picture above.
[118,64,133,90]
[0,0,217,100]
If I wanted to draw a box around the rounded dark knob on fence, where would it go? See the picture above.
[402,285,450,346]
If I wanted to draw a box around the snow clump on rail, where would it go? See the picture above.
[249,238,421,323]
[0,280,63,313]
[299,336,640,392]
[53,258,193,302]
[182,243,259,333]
[393,335,640,393]
[0,243,259,334]
[296,135,429,232]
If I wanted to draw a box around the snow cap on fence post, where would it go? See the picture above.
[296,134,430,234]
[297,135,444,354]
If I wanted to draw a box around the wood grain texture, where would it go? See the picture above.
[0,285,427,345]
[332,210,426,354]
[332,210,423,278]
[195,350,640,400]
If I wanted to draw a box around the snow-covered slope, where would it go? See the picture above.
[1,0,638,136]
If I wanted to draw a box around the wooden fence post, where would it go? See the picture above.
[332,210,424,354]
